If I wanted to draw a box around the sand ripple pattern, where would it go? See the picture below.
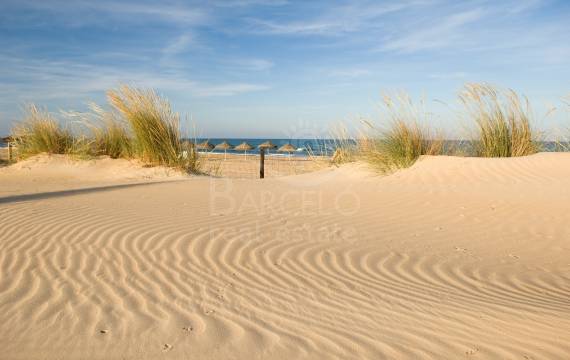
[0,154,569,359]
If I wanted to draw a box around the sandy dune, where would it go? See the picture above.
[0,154,187,197]
[0,153,569,359]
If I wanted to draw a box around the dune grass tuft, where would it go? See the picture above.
[11,105,74,158]
[359,93,445,173]
[460,83,538,157]
[86,103,133,159]
[107,85,199,172]
[329,124,358,165]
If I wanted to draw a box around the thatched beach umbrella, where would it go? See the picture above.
[278,143,296,153]
[234,141,254,159]
[258,140,277,155]
[278,143,296,159]
[215,140,233,159]
[197,140,214,151]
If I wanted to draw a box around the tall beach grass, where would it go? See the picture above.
[329,124,358,165]
[358,93,446,173]
[460,83,538,157]
[85,103,133,159]
[11,105,74,158]
[107,85,198,171]
[9,86,200,173]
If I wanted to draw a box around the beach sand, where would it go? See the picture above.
[0,153,569,359]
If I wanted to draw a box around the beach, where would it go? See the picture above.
[0,153,569,359]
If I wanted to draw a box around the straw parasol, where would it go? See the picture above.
[234,141,254,159]
[215,141,233,159]
[258,140,277,154]
[278,143,296,159]
[196,140,214,151]
[278,143,296,153]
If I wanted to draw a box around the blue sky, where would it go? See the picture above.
[1,0,569,138]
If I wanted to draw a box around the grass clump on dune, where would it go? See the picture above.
[9,86,200,173]
[460,83,538,157]
[329,124,358,165]
[359,93,445,173]
[86,103,133,159]
[107,85,199,172]
[11,105,74,158]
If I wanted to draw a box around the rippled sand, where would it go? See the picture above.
[0,153,569,359]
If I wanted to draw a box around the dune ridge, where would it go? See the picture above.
[0,153,569,359]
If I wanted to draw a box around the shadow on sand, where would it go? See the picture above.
[0,180,187,205]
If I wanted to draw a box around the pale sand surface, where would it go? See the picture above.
[0,153,569,359]
[0,154,188,197]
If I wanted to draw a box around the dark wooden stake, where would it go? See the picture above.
[8,142,12,162]
[259,148,265,179]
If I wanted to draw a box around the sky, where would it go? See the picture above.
[1,0,569,138]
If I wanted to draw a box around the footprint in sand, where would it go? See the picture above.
[182,326,193,332]
[465,346,479,356]
[454,247,467,252]
[162,343,173,352]
[509,254,520,259]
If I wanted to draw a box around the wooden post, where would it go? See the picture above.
[8,142,12,162]
[259,148,265,179]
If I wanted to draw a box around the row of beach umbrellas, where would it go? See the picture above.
[195,140,297,160]
[196,140,296,153]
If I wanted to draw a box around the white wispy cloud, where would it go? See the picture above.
[381,8,484,53]
[2,0,212,27]
[224,58,275,71]
[0,55,270,107]
[327,68,371,78]
[248,1,424,35]
[162,33,198,56]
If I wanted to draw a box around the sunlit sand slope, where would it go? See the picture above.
[0,153,569,359]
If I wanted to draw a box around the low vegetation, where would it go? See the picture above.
[11,105,74,158]
[329,124,358,165]
[87,103,133,159]
[10,86,199,173]
[108,86,185,167]
[357,93,446,173]
[460,83,538,157]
